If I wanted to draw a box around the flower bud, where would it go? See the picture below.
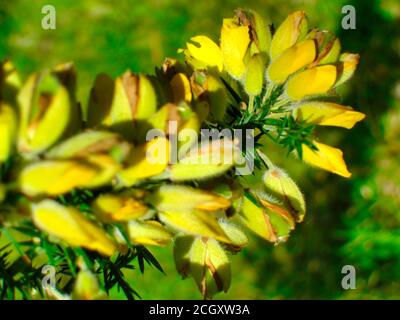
[128,220,173,246]
[189,237,231,299]
[240,192,295,243]
[0,103,17,163]
[218,219,248,251]
[17,71,73,156]
[302,141,351,178]
[73,270,107,300]
[235,9,271,61]
[286,65,337,101]
[149,185,231,213]
[170,73,192,104]
[117,136,169,187]
[18,160,98,196]
[174,235,194,278]
[158,210,230,243]
[47,130,129,159]
[169,138,240,182]
[204,74,229,121]
[293,101,365,129]
[92,194,150,222]
[270,11,309,59]
[32,200,117,256]
[244,54,264,96]
[52,62,82,135]
[263,167,306,222]
[87,71,157,140]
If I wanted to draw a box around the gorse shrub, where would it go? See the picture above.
[0,8,364,299]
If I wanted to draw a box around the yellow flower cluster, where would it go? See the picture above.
[180,9,365,178]
[0,8,364,299]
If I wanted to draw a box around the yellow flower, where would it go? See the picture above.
[286,65,337,101]
[270,11,308,60]
[32,200,117,256]
[302,141,351,178]
[179,35,223,72]
[268,40,316,84]
[294,102,366,129]
[220,18,251,79]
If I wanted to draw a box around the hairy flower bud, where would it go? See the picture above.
[92,194,150,222]
[189,237,231,299]
[87,71,157,140]
[0,103,17,163]
[240,192,296,243]
[128,220,173,246]
[32,200,117,256]
[72,270,107,300]
[17,71,73,156]
[263,167,306,222]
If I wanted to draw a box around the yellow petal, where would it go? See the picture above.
[117,137,169,186]
[270,11,309,59]
[294,102,365,129]
[128,220,173,246]
[170,73,192,103]
[286,65,337,101]
[183,35,223,71]
[302,141,351,178]
[32,200,117,256]
[0,103,17,163]
[92,194,149,222]
[220,18,251,79]
[19,160,98,196]
[81,154,120,188]
[149,185,230,213]
[159,210,230,243]
[268,40,316,84]
[335,53,360,87]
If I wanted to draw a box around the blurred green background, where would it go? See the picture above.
[1,0,399,299]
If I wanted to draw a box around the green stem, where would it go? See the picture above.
[256,149,275,169]
[248,95,255,114]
